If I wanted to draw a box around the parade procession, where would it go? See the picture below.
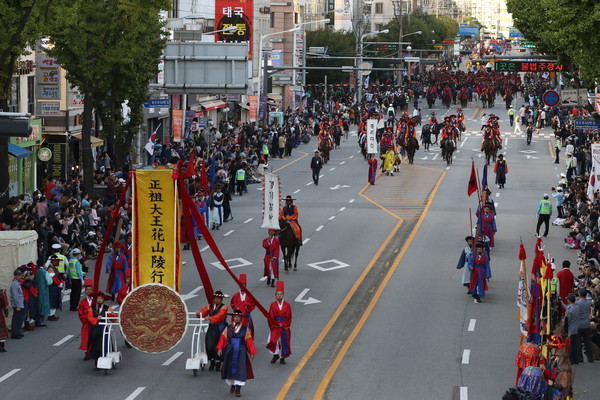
[3,0,600,399]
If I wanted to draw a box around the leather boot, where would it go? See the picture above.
[235,385,241,397]
[0,341,6,352]
[230,385,235,393]
[209,360,215,371]
[214,361,221,371]
[270,355,279,364]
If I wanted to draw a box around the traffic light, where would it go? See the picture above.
[0,118,32,138]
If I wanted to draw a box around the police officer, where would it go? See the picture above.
[536,193,552,237]
[66,249,84,311]
[47,243,68,280]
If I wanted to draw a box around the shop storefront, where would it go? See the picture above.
[7,118,42,196]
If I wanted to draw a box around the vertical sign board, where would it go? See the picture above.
[590,144,600,197]
[248,95,258,122]
[366,119,378,154]
[132,169,181,291]
[48,142,67,181]
[172,109,183,143]
[260,172,280,230]
[215,0,253,59]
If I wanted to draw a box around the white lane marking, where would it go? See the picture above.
[348,199,355,203]
[201,245,209,252]
[244,218,253,224]
[340,161,346,165]
[329,167,335,171]
[504,137,509,150]
[319,174,324,178]
[316,225,324,232]
[432,153,439,160]
[460,387,468,400]
[468,319,476,332]
[112,305,120,311]
[328,216,335,220]
[349,155,354,159]
[302,238,310,245]
[339,207,346,212]
[0,369,21,383]
[462,349,471,364]
[293,189,301,194]
[126,387,146,400]
[53,335,74,347]
[259,276,267,281]
[306,182,313,186]
[181,286,204,301]
[496,193,500,198]
[460,137,468,148]
[162,351,184,366]
[224,230,234,236]
[446,166,450,170]
[495,202,499,208]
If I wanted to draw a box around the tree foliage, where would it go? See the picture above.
[507,0,600,85]
[305,29,356,85]
[47,0,168,193]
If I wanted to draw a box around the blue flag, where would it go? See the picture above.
[481,163,488,189]
[209,155,216,185]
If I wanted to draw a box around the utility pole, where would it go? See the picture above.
[393,0,403,85]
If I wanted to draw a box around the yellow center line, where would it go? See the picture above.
[470,105,480,121]
[548,141,555,159]
[272,150,309,173]
[314,167,446,399]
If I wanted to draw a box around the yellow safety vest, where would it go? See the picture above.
[67,258,81,279]
[236,169,246,181]
[539,200,552,214]
[54,253,68,274]
[550,277,558,294]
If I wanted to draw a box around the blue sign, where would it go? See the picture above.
[198,117,206,128]
[143,99,171,108]
[574,119,600,130]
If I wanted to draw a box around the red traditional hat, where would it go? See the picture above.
[408,121,416,127]
[239,273,247,285]
[113,241,124,249]
[275,280,285,292]
[125,268,132,278]
[83,279,93,288]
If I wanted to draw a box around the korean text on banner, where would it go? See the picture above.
[172,109,183,143]
[589,144,600,198]
[367,119,378,154]
[215,0,253,59]
[249,95,258,122]
[260,172,280,230]
[133,169,181,291]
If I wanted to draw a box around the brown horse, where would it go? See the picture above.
[482,137,498,165]
[319,139,332,164]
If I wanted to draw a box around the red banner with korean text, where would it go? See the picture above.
[132,169,181,292]
[215,0,253,59]
[172,109,183,143]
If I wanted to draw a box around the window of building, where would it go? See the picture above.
[375,24,384,32]
[375,3,383,14]
[27,76,35,114]
[270,12,275,28]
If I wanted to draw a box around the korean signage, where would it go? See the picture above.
[494,61,564,72]
[215,0,253,59]
[260,172,280,230]
[367,119,378,154]
[132,169,181,291]
[248,95,257,122]
[271,50,283,68]
[574,119,600,130]
[48,143,67,180]
[13,118,42,148]
[36,50,62,116]
[172,109,183,142]
[39,101,61,115]
[40,86,60,100]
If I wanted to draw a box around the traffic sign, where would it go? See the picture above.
[404,56,420,63]
[143,99,171,108]
[574,119,600,130]
[542,90,560,107]
[38,147,52,162]
[308,46,325,54]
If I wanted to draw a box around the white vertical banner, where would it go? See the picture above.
[261,172,281,229]
[367,118,378,154]
[588,144,600,199]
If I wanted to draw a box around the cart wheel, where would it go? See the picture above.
[112,362,116,369]
[104,369,109,375]
[193,369,198,376]
[200,364,205,371]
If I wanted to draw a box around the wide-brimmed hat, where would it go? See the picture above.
[212,290,229,298]
[284,195,295,201]
[228,309,245,317]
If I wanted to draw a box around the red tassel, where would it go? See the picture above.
[518,244,526,260]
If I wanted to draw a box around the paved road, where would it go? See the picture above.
[2,95,599,400]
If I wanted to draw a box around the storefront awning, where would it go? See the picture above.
[72,133,104,147]
[200,100,226,111]
[8,143,32,159]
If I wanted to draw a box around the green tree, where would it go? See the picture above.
[305,29,356,85]
[48,0,168,195]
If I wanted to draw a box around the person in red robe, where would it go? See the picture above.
[263,229,280,287]
[556,260,575,305]
[105,242,128,298]
[230,274,256,337]
[367,154,377,185]
[266,281,292,364]
[78,279,95,359]
[116,270,132,348]
[197,291,229,371]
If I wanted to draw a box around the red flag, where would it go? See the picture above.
[199,159,209,191]
[184,150,196,178]
[467,161,477,196]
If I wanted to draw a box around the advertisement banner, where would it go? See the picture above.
[215,0,253,59]
[184,110,196,137]
[172,109,183,142]
[366,118,378,154]
[260,172,280,230]
[249,95,258,122]
[132,169,181,291]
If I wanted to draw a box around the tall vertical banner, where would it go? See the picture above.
[589,144,600,199]
[248,95,258,122]
[260,172,281,230]
[132,169,181,291]
[172,109,183,143]
[215,0,253,59]
[366,118,378,154]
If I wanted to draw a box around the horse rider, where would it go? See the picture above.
[481,116,502,150]
[440,117,456,149]
[279,195,302,246]
[456,109,465,131]
[429,113,439,144]
[381,128,394,151]
[403,121,419,149]
[319,120,333,146]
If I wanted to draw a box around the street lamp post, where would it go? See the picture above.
[258,27,301,123]
[357,29,389,102]
[399,31,421,83]
[295,18,330,87]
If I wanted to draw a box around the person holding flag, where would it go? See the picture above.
[468,242,492,303]
[144,123,162,165]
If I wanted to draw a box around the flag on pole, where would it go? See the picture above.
[468,161,477,196]
[184,150,196,178]
[144,123,161,155]
[199,159,209,192]
[517,244,529,337]
[587,168,596,200]
[481,163,488,189]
